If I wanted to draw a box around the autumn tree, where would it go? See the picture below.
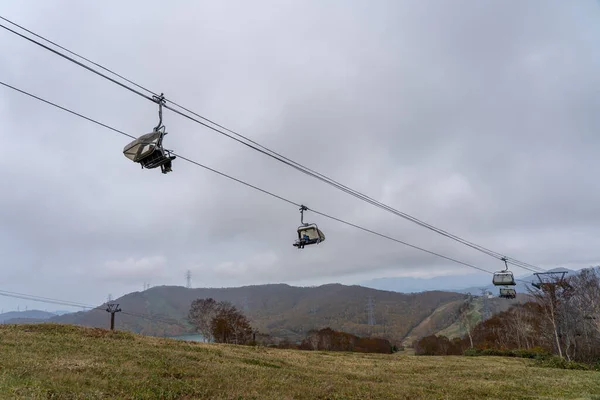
[414,335,462,355]
[456,267,600,364]
[210,301,253,345]
[188,298,218,342]
[299,327,391,353]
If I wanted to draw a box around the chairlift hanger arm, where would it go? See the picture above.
[501,257,509,271]
[299,205,308,226]
[153,93,166,132]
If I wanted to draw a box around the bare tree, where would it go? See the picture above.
[188,298,218,342]
[563,268,600,362]
[530,279,565,358]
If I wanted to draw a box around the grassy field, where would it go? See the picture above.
[0,324,599,399]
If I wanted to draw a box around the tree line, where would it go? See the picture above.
[187,298,395,353]
[414,267,600,365]
[188,298,253,344]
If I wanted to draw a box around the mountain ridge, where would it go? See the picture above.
[360,266,592,294]
[50,283,468,342]
[0,310,57,322]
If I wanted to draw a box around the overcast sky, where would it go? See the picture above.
[1,0,599,312]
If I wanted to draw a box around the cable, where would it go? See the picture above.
[0,22,154,103]
[0,16,544,273]
[0,289,103,311]
[170,98,547,275]
[310,210,492,274]
[0,15,157,99]
[1,80,500,278]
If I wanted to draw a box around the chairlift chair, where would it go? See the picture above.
[123,130,176,173]
[294,224,326,249]
[293,205,326,249]
[492,271,516,286]
[492,258,516,286]
[499,288,516,299]
[123,94,176,174]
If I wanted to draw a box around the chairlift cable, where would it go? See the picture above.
[0,289,104,310]
[1,80,502,278]
[0,15,158,99]
[0,16,545,274]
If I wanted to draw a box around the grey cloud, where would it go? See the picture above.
[1,0,599,310]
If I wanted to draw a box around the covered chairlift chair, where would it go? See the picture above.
[123,94,176,174]
[293,205,325,249]
[492,257,516,286]
[493,257,517,299]
[499,288,517,299]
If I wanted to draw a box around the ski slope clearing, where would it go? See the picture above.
[0,324,598,399]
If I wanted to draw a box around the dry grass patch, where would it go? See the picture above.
[0,324,599,399]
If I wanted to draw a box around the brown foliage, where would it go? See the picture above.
[210,301,253,345]
[188,298,254,345]
[415,267,600,365]
[413,335,464,355]
[299,327,392,354]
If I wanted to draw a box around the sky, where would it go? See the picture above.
[1,0,599,312]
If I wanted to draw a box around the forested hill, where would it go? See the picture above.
[50,284,479,341]
[0,310,57,321]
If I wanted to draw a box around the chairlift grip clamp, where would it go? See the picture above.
[152,93,167,132]
[501,257,509,271]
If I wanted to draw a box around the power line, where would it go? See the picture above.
[0,16,544,273]
[1,80,499,278]
[0,289,103,311]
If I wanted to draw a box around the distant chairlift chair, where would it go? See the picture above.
[499,288,517,299]
[493,257,517,299]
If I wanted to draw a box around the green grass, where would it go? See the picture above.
[1,324,599,399]
[438,298,483,339]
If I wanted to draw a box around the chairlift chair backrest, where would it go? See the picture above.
[123,131,163,162]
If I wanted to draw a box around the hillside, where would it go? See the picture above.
[404,293,530,344]
[0,324,598,399]
[458,267,584,295]
[51,284,467,342]
[363,267,595,295]
[0,310,56,322]
[360,273,490,293]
